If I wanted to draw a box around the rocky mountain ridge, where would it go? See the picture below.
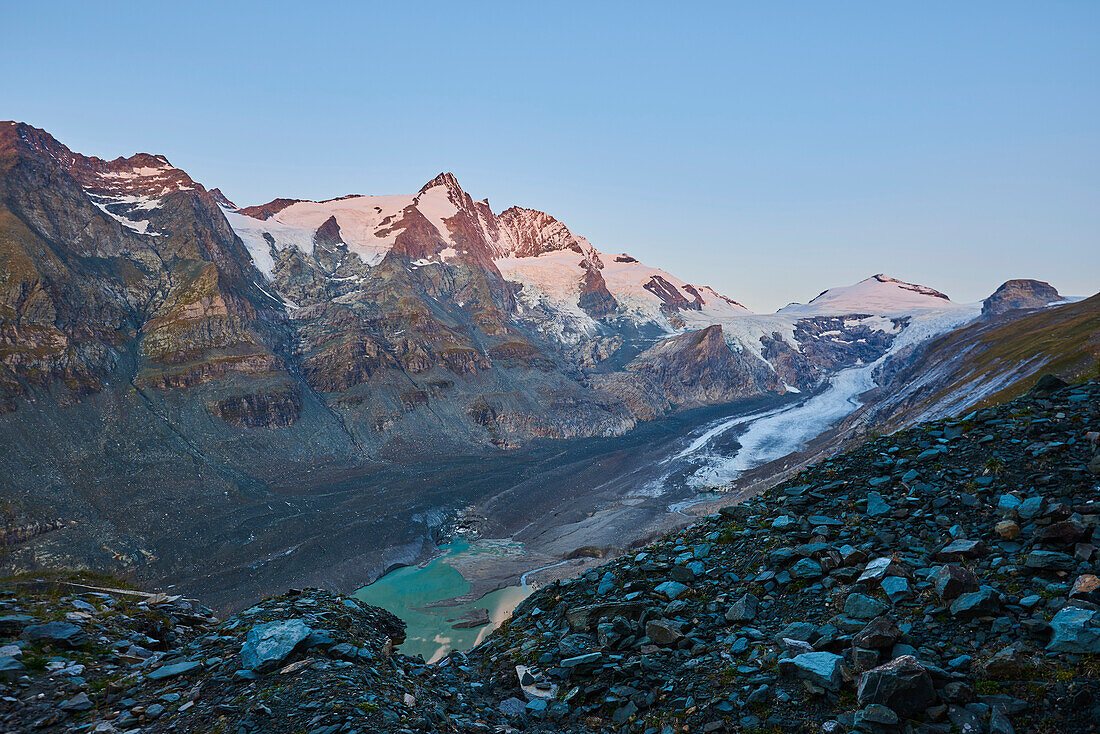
[3,377,1098,733]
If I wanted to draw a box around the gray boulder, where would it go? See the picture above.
[22,622,86,648]
[780,651,845,691]
[240,619,312,672]
[857,655,936,717]
[725,593,760,622]
[950,586,1001,618]
[932,564,979,601]
[845,593,890,620]
[1047,606,1100,653]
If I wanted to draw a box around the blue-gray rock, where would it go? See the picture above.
[990,708,1015,734]
[1025,550,1076,572]
[1018,496,1045,521]
[854,703,898,729]
[845,593,890,620]
[22,621,86,648]
[881,576,911,603]
[807,515,844,527]
[597,572,617,596]
[866,492,890,516]
[857,655,936,717]
[646,619,683,646]
[790,558,823,579]
[147,660,202,680]
[771,515,797,531]
[561,652,602,667]
[934,539,987,561]
[1047,606,1100,653]
[0,615,33,635]
[948,705,984,734]
[498,697,527,717]
[858,557,903,583]
[0,656,25,681]
[725,593,759,622]
[654,581,689,600]
[240,619,312,672]
[59,692,92,712]
[950,586,1001,618]
[774,622,817,643]
[932,564,979,601]
[780,651,845,690]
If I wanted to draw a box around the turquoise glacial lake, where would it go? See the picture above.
[354,539,532,663]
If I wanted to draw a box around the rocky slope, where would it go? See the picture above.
[3,377,1098,733]
[840,293,1100,436]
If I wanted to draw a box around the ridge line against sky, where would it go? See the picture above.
[3,1,1097,312]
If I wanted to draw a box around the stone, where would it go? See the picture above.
[0,656,25,681]
[858,557,906,583]
[866,492,890,516]
[853,617,900,650]
[933,539,988,561]
[772,515,797,530]
[782,637,815,655]
[845,593,890,620]
[597,572,617,596]
[561,652,602,667]
[1070,574,1100,604]
[646,619,683,646]
[498,697,527,717]
[950,586,1001,618]
[1018,496,1045,520]
[780,651,845,691]
[1024,550,1076,572]
[1047,606,1100,653]
[240,619,312,672]
[932,564,979,601]
[0,615,33,635]
[854,704,898,729]
[145,703,166,719]
[654,581,689,600]
[21,621,86,648]
[995,520,1021,540]
[1040,518,1087,545]
[147,660,202,680]
[725,593,759,622]
[790,558,824,579]
[59,692,93,712]
[948,705,984,734]
[881,576,911,603]
[990,709,1015,734]
[857,655,937,717]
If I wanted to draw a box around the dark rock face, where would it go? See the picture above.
[982,279,1062,317]
[593,324,780,418]
[857,656,937,717]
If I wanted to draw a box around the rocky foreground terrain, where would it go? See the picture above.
[2,376,1099,734]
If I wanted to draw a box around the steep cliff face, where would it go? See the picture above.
[593,325,780,418]
[0,122,290,417]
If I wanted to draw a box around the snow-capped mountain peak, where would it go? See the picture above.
[778,273,952,316]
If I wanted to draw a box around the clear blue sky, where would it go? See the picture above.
[4,1,1097,311]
